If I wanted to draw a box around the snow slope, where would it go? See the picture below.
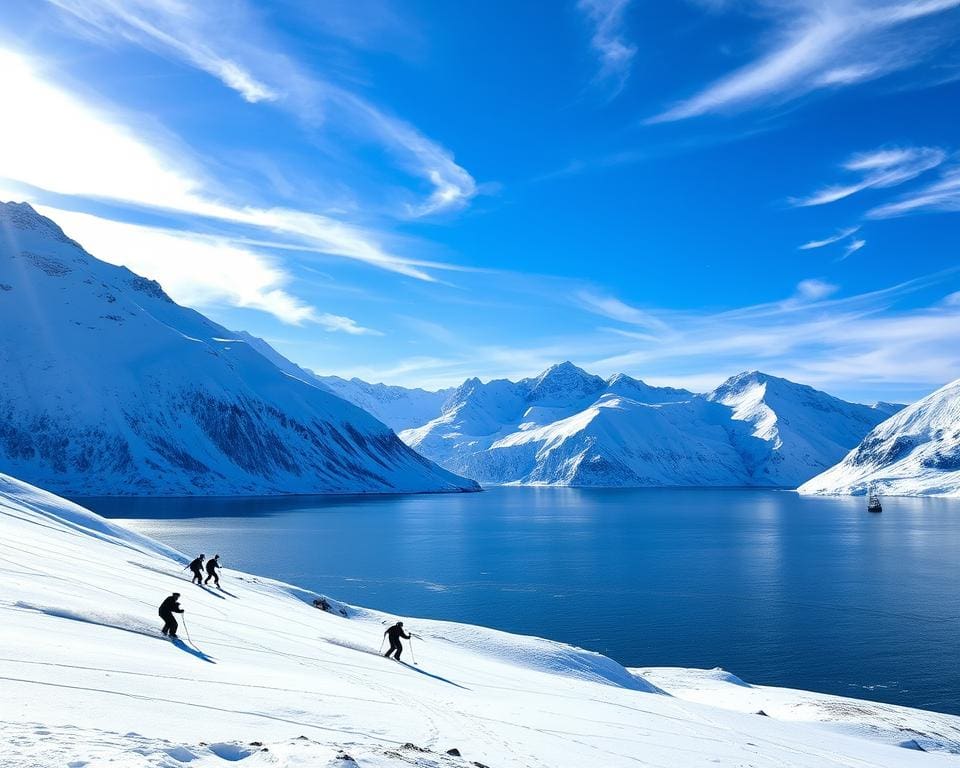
[4,472,960,767]
[708,371,900,487]
[400,365,892,488]
[799,379,960,497]
[0,202,477,496]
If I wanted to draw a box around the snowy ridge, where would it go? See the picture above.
[225,333,457,434]
[400,365,893,488]
[799,378,960,497]
[0,202,477,496]
[708,371,896,487]
[316,376,456,433]
[4,472,960,767]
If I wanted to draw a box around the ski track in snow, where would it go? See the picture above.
[3,471,960,767]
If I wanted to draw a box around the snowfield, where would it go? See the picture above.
[3,473,960,767]
[800,378,960,498]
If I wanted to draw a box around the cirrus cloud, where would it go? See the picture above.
[650,1,960,123]
[791,146,946,207]
[44,0,478,217]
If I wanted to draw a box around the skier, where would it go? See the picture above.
[383,621,411,660]
[159,592,184,638]
[204,554,221,588]
[187,554,205,585]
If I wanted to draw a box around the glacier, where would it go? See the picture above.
[0,201,478,496]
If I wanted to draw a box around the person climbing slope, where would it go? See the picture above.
[204,554,222,588]
[159,592,184,638]
[187,554,205,585]
[383,621,411,660]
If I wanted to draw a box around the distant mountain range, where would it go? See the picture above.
[0,202,477,496]
[800,378,960,497]
[227,330,456,433]
[4,201,951,497]
[391,363,900,488]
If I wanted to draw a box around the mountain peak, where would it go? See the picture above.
[606,372,640,386]
[527,362,606,405]
[0,201,76,245]
[534,361,600,384]
[710,370,803,401]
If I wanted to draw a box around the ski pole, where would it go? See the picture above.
[379,636,385,654]
[409,636,416,665]
[181,613,192,644]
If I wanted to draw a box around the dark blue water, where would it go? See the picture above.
[79,487,960,714]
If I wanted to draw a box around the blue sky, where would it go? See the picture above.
[1,0,959,402]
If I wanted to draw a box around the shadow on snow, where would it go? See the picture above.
[15,601,216,664]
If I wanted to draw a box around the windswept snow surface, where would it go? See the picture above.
[3,474,960,767]
[400,365,893,488]
[799,378,960,497]
[0,202,477,496]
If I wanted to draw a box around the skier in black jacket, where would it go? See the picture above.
[383,621,411,660]
[204,554,221,588]
[188,554,205,585]
[159,593,184,637]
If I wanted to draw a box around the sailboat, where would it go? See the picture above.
[867,484,882,513]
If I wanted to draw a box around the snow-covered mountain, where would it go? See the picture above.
[708,371,902,488]
[6,471,960,765]
[227,331,456,433]
[316,375,455,432]
[400,365,895,488]
[799,378,960,497]
[0,201,478,496]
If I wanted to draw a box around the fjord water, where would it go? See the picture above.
[83,487,960,714]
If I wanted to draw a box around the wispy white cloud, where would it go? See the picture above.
[577,0,637,96]
[867,165,960,217]
[0,47,450,283]
[791,146,945,207]
[840,237,866,259]
[798,225,860,249]
[314,314,383,336]
[583,270,960,397]
[38,205,379,333]
[338,92,477,216]
[650,1,960,123]
[302,269,960,398]
[44,0,478,216]
[47,0,278,103]
[575,290,671,332]
[48,0,478,216]
[792,277,838,301]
